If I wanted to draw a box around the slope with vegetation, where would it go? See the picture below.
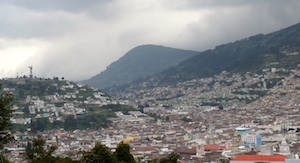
[0,77,135,132]
[153,23,300,85]
[25,137,180,163]
[0,84,14,162]
[83,44,199,89]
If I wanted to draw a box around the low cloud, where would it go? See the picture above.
[1,0,300,80]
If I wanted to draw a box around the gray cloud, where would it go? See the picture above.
[167,0,300,51]
[1,0,300,80]
[0,11,75,39]
[0,0,114,12]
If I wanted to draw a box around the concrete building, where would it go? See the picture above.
[241,132,262,147]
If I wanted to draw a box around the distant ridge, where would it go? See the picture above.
[151,22,300,84]
[82,44,199,89]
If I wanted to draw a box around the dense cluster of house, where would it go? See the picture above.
[2,67,300,162]
[7,80,126,126]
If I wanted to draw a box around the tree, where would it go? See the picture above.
[0,84,14,150]
[64,115,77,131]
[55,157,79,163]
[218,105,224,110]
[30,117,52,133]
[158,152,180,163]
[0,154,9,163]
[25,136,78,163]
[25,136,57,163]
[81,142,117,163]
[23,106,30,115]
[147,159,159,163]
[113,142,135,163]
[165,116,170,122]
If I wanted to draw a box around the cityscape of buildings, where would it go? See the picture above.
[1,66,300,163]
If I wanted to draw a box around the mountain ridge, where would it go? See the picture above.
[106,22,300,93]
[82,44,199,89]
[152,22,300,84]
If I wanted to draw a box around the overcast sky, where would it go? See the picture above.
[1,0,300,81]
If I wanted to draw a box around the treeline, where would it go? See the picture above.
[21,136,180,163]
[1,79,67,99]
[29,113,113,132]
[99,104,137,115]
[101,104,135,111]
[14,104,136,132]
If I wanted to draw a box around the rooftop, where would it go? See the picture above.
[232,154,287,162]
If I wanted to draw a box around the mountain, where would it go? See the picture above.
[151,22,300,85]
[107,23,300,112]
[82,44,199,89]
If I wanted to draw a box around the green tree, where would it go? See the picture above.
[30,117,52,132]
[23,106,30,115]
[30,119,38,133]
[0,84,14,149]
[25,136,57,163]
[64,115,77,131]
[165,116,170,122]
[113,142,135,163]
[25,136,78,163]
[55,157,80,163]
[181,117,192,122]
[159,152,180,163]
[81,142,117,163]
[0,154,9,163]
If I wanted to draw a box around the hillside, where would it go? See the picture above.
[0,77,135,132]
[153,23,300,84]
[82,44,199,89]
[108,23,300,113]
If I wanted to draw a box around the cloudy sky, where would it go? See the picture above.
[1,0,300,81]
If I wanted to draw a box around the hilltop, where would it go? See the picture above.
[82,44,199,89]
[0,77,135,132]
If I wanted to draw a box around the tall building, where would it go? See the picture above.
[241,132,262,147]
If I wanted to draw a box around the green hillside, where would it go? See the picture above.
[82,44,199,89]
[154,23,300,84]
[0,78,135,132]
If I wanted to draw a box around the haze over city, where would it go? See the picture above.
[1,0,300,80]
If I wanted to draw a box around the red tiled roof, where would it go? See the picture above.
[232,154,287,162]
[204,144,226,150]
[133,147,157,152]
